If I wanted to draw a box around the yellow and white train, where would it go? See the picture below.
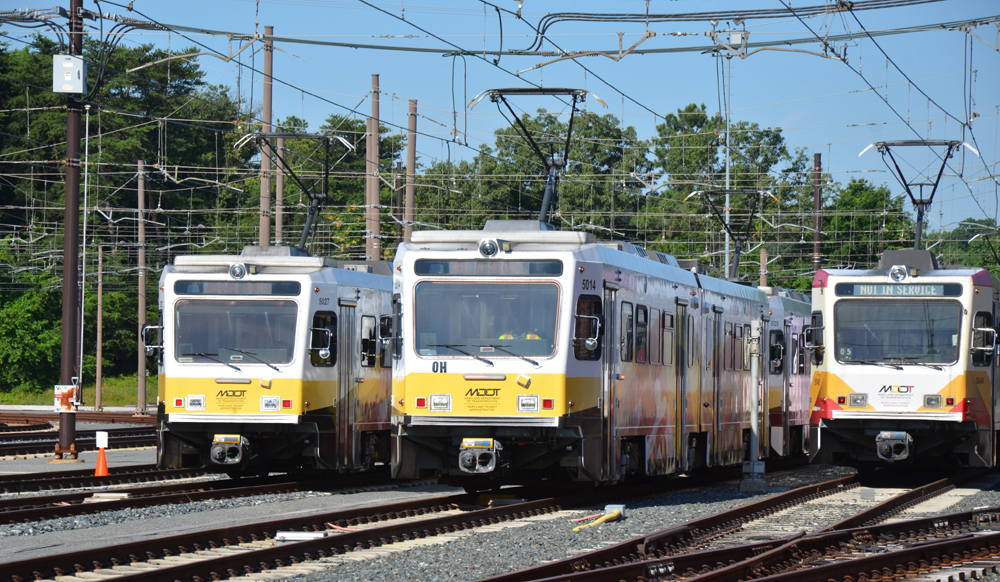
[390,221,811,486]
[808,248,1000,468]
[144,246,393,474]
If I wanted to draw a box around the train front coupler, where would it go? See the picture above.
[875,431,912,462]
[458,438,503,474]
[210,434,250,466]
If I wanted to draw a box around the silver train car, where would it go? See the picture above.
[389,221,810,486]
[144,246,393,475]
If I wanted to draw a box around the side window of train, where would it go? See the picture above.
[790,333,801,375]
[310,311,337,367]
[573,295,603,361]
[769,330,785,375]
[743,325,752,370]
[724,322,734,370]
[636,305,648,364]
[360,315,377,367]
[735,324,744,371]
[972,311,994,367]
[621,302,634,362]
[662,312,674,366]
[650,308,662,365]
[378,315,392,368]
[687,315,696,368]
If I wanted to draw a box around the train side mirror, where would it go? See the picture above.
[310,327,332,360]
[141,324,163,356]
[574,314,602,351]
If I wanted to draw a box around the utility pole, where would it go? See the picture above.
[96,246,103,410]
[812,153,822,272]
[275,136,284,245]
[723,55,732,279]
[259,25,274,246]
[394,161,403,244]
[366,74,380,260]
[404,99,416,243]
[136,160,147,415]
[56,0,84,461]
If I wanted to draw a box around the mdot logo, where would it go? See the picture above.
[466,388,501,397]
[879,385,914,393]
[217,389,247,398]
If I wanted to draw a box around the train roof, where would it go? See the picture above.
[821,248,988,279]
[171,246,392,279]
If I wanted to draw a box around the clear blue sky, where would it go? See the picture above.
[9,0,1000,231]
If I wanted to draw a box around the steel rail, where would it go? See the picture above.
[0,491,470,582]
[0,466,206,493]
[475,475,859,582]
[0,412,156,426]
[0,471,389,524]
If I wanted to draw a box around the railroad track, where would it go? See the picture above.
[0,470,391,524]
[0,465,800,582]
[0,423,52,434]
[473,471,996,582]
[0,465,207,494]
[0,411,156,426]
[0,426,157,457]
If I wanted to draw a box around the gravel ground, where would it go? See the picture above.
[286,464,856,582]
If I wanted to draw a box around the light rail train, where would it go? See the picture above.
[807,249,1000,469]
[143,246,393,475]
[390,221,811,487]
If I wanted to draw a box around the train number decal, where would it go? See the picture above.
[582,279,597,291]
[432,361,448,373]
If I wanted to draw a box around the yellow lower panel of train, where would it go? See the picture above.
[161,376,315,416]
[393,373,599,417]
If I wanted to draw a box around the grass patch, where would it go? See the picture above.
[0,374,158,407]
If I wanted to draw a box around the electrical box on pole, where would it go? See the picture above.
[53,55,87,94]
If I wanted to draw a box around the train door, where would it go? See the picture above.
[710,307,723,465]
[675,299,689,471]
[602,283,620,482]
[337,297,358,468]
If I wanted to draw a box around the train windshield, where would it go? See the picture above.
[834,300,961,364]
[174,299,298,365]
[414,282,559,358]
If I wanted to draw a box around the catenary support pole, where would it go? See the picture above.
[395,161,403,244]
[367,74,380,260]
[760,247,767,287]
[259,25,273,246]
[96,246,103,410]
[136,160,147,414]
[275,136,284,245]
[57,0,84,460]
[404,99,416,243]
[813,153,822,272]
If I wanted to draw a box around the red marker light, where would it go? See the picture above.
[415,397,427,408]
[542,399,553,409]
[174,398,184,408]
[836,396,846,405]
[946,397,955,406]
[281,399,292,409]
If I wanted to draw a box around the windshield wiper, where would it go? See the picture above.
[182,352,242,372]
[475,344,540,367]
[221,348,281,372]
[888,356,944,371]
[848,359,902,370]
[428,344,494,367]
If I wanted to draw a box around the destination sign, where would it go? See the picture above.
[835,283,962,297]
[415,260,562,276]
[175,281,301,296]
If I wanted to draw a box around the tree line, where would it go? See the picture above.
[0,35,994,394]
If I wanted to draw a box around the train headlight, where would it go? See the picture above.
[429,394,452,412]
[517,395,539,413]
[479,239,499,258]
[924,394,943,409]
[230,263,247,279]
[889,265,907,282]
[848,393,868,408]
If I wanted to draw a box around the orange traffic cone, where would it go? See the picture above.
[94,447,108,477]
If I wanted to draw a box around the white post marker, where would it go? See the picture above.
[95,431,108,450]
